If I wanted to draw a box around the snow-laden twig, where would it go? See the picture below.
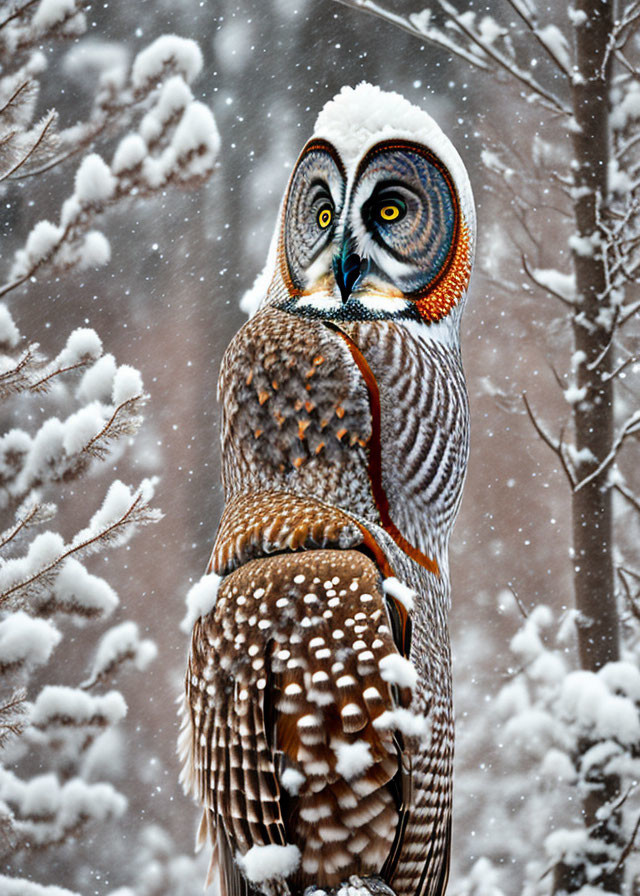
[0,480,162,610]
[574,411,640,492]
[331,0,491,69]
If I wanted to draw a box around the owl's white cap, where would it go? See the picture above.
[313,82,475,246]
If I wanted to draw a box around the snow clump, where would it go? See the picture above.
[379,654,418,690]
[238,844,301,883]
[181,572,221,631]
[131,35,203,89]
[0,612,61,670]
[74,154,116,205]
[333,740,373,780]
[382,577,415,612]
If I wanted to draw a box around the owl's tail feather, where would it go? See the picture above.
[303,876,396,896]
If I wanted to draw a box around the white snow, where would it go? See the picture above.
[0,611,61,669]
[112,134,147,175]
[30,686,127,728]
[610,80,640,130]
[0,530,64,593]
[382,577,415,612]
[563,385,587,405]
[32,0,82,32]
[78,230,111,268]
[537,25,571,71]
[599,662,640,702]
[112,364,143,405]
[142,102,220,188]
[532,268,575,302]
[540,748,577,783]
[373,707,430,739]
[54,558,119,617]
[77,354,117,403]
[25,220,63,264]
[280,767,305,795]
[478,15,505,45]
[0,875,80,896]
[74,153,116,204]
[379,654,418,690]
[88,621,157,683]
[558,670,640,745]
[504,708,556,759]
[62,402,106,455]
[0,305,20,348]
[74,480,138,543]
[171,102,220,163]
[333,740,373,779]
[131,35,203,89]
[238,844,301,883]
[568,232,596,258]
[181,573,221,632]
[56,327,103,367]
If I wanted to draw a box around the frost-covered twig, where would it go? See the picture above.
[0,480,162,610]
[574,411,640,492]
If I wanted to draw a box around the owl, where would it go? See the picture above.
[180,84,475,896]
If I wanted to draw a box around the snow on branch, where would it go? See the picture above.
[0,874,80,896]
[82,622,157,690]
[0,31,219,298]
[0,768,127,851]
[0,478,161,612]
[332,0,571,114]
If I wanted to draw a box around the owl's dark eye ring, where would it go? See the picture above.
[317,204,333,229]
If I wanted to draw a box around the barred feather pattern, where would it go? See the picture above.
[344,322,469,569]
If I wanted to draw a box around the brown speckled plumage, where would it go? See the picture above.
[181,87,474,896]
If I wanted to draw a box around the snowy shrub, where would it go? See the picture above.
[0,4,219,893]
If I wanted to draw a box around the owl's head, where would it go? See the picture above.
[266,84,475,331]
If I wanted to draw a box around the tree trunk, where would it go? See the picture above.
[554,3,625,893]
[569,0,619,673]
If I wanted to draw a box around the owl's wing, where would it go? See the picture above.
[181,547,419,895]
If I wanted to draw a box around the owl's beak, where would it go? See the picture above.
[333,251,363,304]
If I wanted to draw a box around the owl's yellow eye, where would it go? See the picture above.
[317,206,333,229]
[379,203,402,221]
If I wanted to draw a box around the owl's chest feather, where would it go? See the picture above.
[219,307,375,515]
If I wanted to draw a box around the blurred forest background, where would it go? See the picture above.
[2,0,638,893]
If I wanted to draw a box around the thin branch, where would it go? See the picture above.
[522,391,576,485]
[613,811,640,874]
[331,0,492,69]
[438,0,571,116]
[0,504,40,552]
[0,0,38,31]
[575,414,640,492]
[507,581,529,618]
[0,493,147,606]
[614,481,640,515]
[0,79,31,116]
[504,0,571,76]
[0,111,56,182]
[521,253,576,308]
[601,354,637,383]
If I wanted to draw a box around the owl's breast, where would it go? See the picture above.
[338,319,470,564]
[219,306,378,519]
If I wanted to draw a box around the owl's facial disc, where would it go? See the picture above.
[283,140,345,296]
[280,138,469,324]
[350,141,460,300]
